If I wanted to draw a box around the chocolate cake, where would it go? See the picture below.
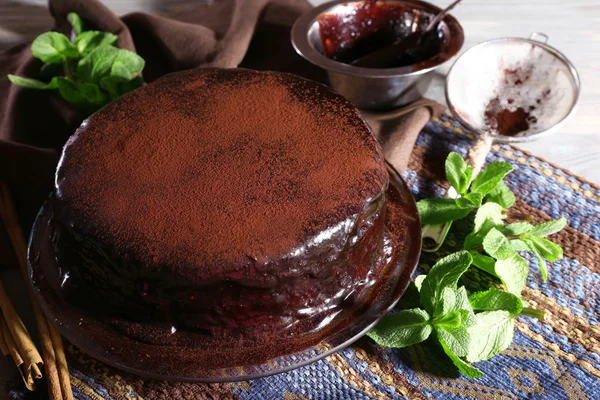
[50,68,394,336]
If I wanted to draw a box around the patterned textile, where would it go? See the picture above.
[7,115,600,399]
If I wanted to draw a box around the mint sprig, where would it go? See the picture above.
[417,156,513,226]
[369,251,483,378]
[369,151,567,378]
[7,12,144,112]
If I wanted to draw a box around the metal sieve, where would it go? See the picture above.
[446,32,580,143]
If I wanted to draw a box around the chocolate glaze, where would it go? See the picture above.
[29,164,421,380]
[52,69,390,333]
[51,191,389,333]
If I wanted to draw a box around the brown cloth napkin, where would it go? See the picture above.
[0,0,443,270]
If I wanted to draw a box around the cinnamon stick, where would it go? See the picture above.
[49,320,73,400]
[0,312,42,390]
[0,182,73,400]
[0,282,43,390]
[0,314,9,356]
[35,314,63,400]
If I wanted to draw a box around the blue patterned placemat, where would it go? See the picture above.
[7,115,600,399]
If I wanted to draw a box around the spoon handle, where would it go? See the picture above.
[425,0,463,32]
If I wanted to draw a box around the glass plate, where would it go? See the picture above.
[28,165,420,382]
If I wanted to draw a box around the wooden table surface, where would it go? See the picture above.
[1,0,599,398]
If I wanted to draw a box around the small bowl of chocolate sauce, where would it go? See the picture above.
[292,0,464,110]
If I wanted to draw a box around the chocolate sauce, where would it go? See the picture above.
[318,0,443,68]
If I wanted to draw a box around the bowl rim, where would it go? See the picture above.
[291,0,465,78]
[445,36,581,143]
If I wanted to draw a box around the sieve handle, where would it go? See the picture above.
[465,135,494,175]
[529,32,549,44]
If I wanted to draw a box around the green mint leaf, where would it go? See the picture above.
[100,74,143,101]
[525,235,563,262]
[522,235,563,281]
[509,239,531,252]
[473,246,528,295]
[414,275,426,291]
[465,216,502,251]
[523,238,548,280]
[67,12,85,35]
[420,251,473,315]
[470,253,496,276]
[55,77,107,110]
[7,75,58,89]
[31,32,79,64]
[466,310,514,362]
[456,192,483,209]
[468,287,523,316]
[486,180,516,209]
[445,152,471,195]
[417,198,471,225]
[464,168,474,189]
[464,219,498,250]
[436,325,470,357]
[529,217,567,237]
[463,232,480,251]
[434,287,457,318]
[473,202,504,233]
[469,162,514,196]
[110,51,145,76]
[438,334,483,378]
[76,31,119,55]
[434,310,463,329]
[502,222,534,236]
[77,46,144,84]
[495,254,529,295]
[434,286,476,327]
[454,287,476,327]
[483,228,515,260]
[367,308,432,348]
[108,62,133,80]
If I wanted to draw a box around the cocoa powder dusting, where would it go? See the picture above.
[56,69,388,280]
[484,97,531,137]
[483,65,547,137]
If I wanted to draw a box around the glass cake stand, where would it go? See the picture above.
[27,165,421,382]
